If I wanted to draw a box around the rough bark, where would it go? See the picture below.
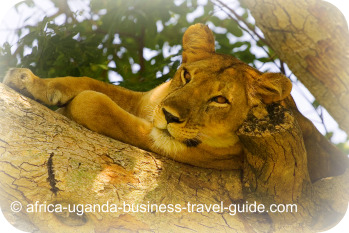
[240,0,349,135]
[0,83,348,233]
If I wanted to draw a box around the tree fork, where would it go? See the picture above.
[238,104,315,224]
[238,103,349,230]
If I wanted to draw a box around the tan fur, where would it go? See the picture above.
[3,24,294,170]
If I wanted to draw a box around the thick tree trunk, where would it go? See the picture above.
[0,83,348,232]
[240,0,349,135]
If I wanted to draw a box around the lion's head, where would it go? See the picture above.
[151,24,292,164]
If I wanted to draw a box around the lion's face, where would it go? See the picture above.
[150,24,292,156]
[153,55,253,151]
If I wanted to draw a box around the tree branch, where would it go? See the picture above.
[240,0,349,135]
[0,83,348,232]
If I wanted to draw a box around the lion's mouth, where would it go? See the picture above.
[156,128,201,147]
[160,128,172,137]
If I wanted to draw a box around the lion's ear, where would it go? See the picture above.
[182,24,215,63]
[250,72,292,104]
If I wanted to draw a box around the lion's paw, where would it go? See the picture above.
[3,68,37,96]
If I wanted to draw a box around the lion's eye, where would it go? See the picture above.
[211,96,229,104]
[181,69,191,84]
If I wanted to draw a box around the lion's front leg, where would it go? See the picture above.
[3,68,107,106]
[3,68,71,106]
[61,90,154,151]
[3,68,145,115]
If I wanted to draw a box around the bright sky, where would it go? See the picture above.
[0,0,348,232]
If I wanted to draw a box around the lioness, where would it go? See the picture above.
[3,24,347,181]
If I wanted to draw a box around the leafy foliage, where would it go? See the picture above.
[0,0,260,91]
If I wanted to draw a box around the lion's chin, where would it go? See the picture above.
[183,138,201,147]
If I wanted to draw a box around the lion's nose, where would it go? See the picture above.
[162,108,182,124]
